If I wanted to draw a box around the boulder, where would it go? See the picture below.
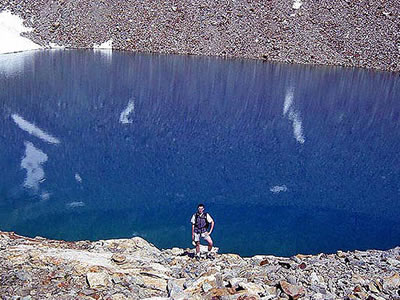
[111,253,127,264]
[386,258,400,267]
[229,277,248,288]
[383,273,400,290]
[170,248,184,256]
[140,274,168,291]
[86,271,111,289]
[279,281,305,300]
[238,282,264,295]
[185,275,217,294]
[167,279,184,299]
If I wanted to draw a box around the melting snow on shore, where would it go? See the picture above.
[94,39,113,50]
[0,11,42,54]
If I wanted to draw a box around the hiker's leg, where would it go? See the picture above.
[204,235,213,251]
[194,233,201,255]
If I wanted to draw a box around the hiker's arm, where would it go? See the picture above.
[208,221,214,235]
[192,224,195,239]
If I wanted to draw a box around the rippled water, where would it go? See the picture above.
[1,50,399,256]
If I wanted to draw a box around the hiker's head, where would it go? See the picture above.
[197,204,205,213]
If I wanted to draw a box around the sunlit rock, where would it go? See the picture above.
[279,280,305,300]
[86,271,112,289]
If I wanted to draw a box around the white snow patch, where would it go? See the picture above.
[66,201,85,208]
[283,89,293,115]
[12,114,61,144]
[289,111,305,144]
[270,185,288,194]
[0,10,42,54]
[293,0,303,9]
[120,99,135,124]
[21,141,48,191]
[283,88,305,144]
[94,39,113,50]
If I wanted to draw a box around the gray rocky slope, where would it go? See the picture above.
[0,0,399,72]
[1,231,400,300]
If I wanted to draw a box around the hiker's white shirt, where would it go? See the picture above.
[191,213,214,224]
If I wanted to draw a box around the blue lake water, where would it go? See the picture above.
[0,50,400,257]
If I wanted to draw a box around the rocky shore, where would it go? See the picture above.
[0,0,399,72]
[1,231,400,300]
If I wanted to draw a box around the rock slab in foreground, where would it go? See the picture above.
[1,231,400,299]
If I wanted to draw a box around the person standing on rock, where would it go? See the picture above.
[191,203,214,259]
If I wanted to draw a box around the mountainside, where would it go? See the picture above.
[0,0,399,72]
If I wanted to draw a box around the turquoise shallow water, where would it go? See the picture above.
[0,50,400,256]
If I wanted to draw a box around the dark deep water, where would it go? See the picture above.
[0,50,400,257]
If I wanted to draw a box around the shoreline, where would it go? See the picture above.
[1,0,399,73]
[1,230,400,299]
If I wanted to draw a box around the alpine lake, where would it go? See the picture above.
[1,50,400,257]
